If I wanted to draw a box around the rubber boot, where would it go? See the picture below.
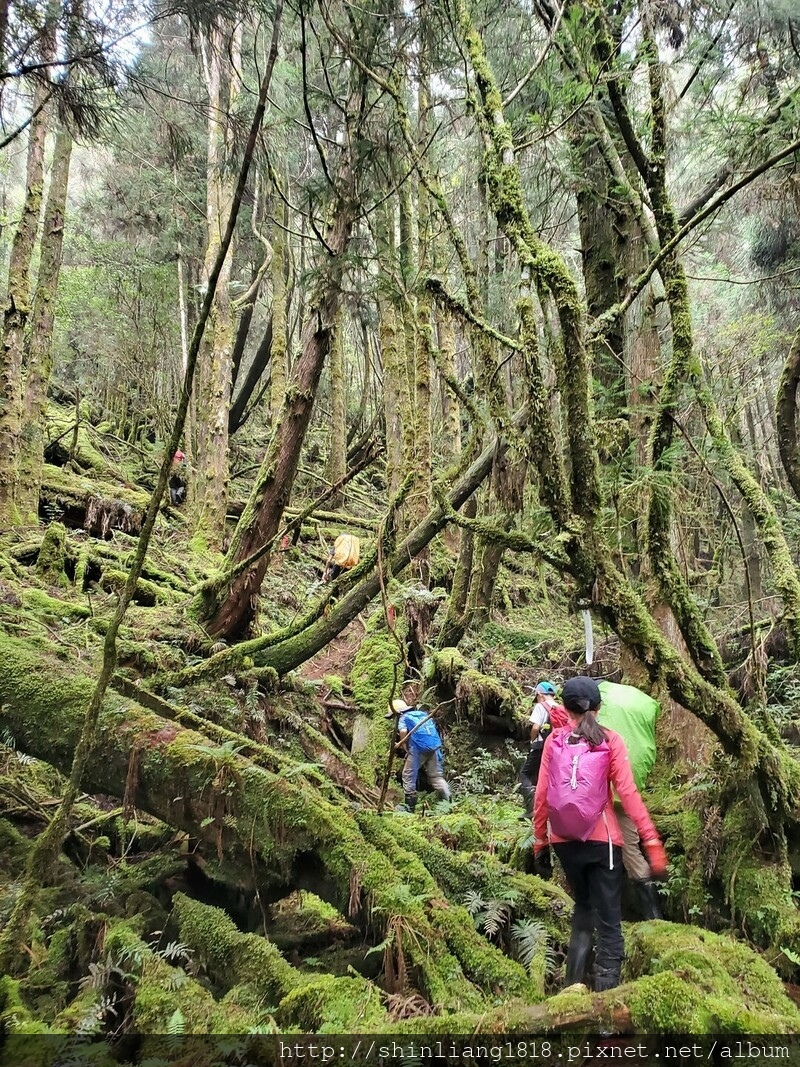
[404,793,418,812]
[564,927,593,987]
[520,786,534,820]
[633,879,662,920]
[593,963,621,992]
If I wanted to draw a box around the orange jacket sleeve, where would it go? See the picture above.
[608,730,660,843]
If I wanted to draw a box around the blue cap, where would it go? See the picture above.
[535,681,556,696]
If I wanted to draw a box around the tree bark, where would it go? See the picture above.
[326,310,347,507]
[268,218,287,426]
[228,316,273,433]
[0,80,49,525]
[776,326,800,500]
[200,80,365,639]
[192,19,241,548]
[437,311,461,461]
[377,199,403,497]
[437,495,477,647]
[15,124,73,523]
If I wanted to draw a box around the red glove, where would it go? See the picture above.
[643,839,668,880]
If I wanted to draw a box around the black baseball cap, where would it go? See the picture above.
[561,676,601,713]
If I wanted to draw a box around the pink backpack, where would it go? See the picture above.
[546,730,611,841]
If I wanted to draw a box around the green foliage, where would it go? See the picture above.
[450,744,516,795]
[511,918,556,980]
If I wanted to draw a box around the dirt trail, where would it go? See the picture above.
[299,618,363,685]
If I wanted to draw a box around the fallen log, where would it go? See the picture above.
[40,464,148,538]
[4,634,799,1034]
[0,634,555,1012]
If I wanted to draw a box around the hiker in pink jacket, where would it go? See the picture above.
[533,676,667,991]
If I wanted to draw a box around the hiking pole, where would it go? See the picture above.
[396,709,437,745]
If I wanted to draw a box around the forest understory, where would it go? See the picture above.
[2,418,800,1051]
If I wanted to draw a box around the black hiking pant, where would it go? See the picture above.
[554,840,624,990]
[519,739,545,815]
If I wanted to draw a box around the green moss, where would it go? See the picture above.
[357,812,535,1000]
[627,971,706,1031]
[543,984,593,1018]
[40,462,148,512]
[323,674,344,697]
[458,668,519,723]
[625,921,800,1031]
[172,892,300,1003]
[0,975,47,1035]
[424,646,467,689]
[21,588,91,621]
[173,894,389,1030]
[104,921,256,1034]
[45,407,117,475]
[277,974,387,1032]
[350,627,402,783]
[0,820,32,878]
[34,523,69,588]
[100,569,180,606]
[382,816,571,944]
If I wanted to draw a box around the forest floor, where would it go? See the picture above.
[1,408,800,1050]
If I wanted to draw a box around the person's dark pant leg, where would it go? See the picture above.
[554,841,595,987]
[591,845,624,989]
[520,742,543,815]
[554,842,624,990]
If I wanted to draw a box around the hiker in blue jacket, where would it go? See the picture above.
[387,698,450,812]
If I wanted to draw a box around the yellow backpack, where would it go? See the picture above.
[332,534,360,569]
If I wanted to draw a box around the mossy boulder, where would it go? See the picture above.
[624,921,800,1031]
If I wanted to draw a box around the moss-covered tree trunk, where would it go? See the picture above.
[0,82,49,525]
[438,495,477,647]
[191,18,241,550]
[776,325,800,500]
[574,115,627,414]
[397,180,420,539]
[0,634,555,1009]
[198,75,367,640]
[437,310,461,461]
[269,217,288,426]
[326,311,347,508]
[377,199,403,497]
[15,124,73,524]
[406,74,433,578]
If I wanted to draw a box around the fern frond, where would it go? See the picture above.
[481,899,510,938]
[511,918,556,976]
[463,889,485,917]
[158,940,192,963]
[166,1008,185,1035]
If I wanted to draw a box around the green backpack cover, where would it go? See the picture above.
[597,681,659,791]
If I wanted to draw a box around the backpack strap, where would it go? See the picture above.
[602,809,613,870]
